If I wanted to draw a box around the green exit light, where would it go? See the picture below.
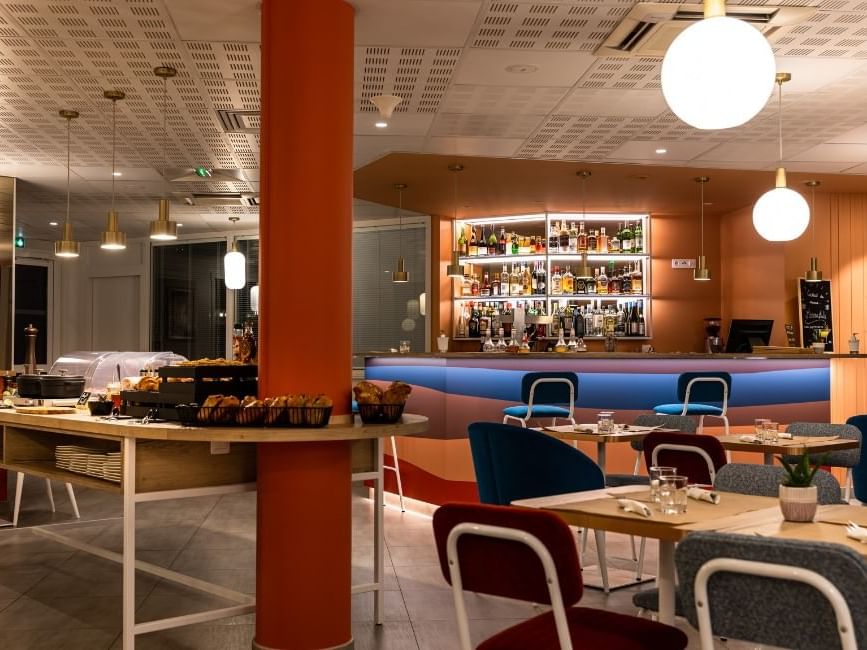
[14,235,24,248]
[194,166,212,178]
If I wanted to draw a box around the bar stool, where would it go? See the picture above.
[502,372,578,428]
[353,399,404,511]
[653,372,731,436]
[12,473,80,527]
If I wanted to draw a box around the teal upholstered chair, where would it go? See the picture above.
[502,372,578,428]
[653,372,731,436]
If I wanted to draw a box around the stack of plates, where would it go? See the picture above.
[55,445,122,483]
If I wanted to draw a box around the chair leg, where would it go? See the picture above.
[388,436,405,512]
[45,479,56,513]
[12,472,24,527]
[697,415,705,434]
[581,527,589,554]
[845,468,853,502]
[633,449,642,475]
[636,536,647,580]
[629,535,638,561]
[65,483,80,519]
[594,529,610,593]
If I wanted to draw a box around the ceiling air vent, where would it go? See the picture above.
[217,109,260,133]
[595,2,816,58]
[183,192,260,207]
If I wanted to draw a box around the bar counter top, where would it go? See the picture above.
[364,351,866,360]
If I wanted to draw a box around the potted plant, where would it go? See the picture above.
[776,453,823,522]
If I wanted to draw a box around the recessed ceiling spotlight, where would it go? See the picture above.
[49,221,58,226]
[375,121,388,129]
[505,64,539,74]
[655,148,668,154]
[177,223,184,227]
[112,171,122,176]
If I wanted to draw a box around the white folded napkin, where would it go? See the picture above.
[617,498,652,518]
[739,434,760,443]
[687,486,720,504]
[846,521,867,543]
[778,432,793,439]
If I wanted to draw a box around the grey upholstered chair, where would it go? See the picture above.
[714,463,844,505]
[676,531,867,649]
[784,422,861,501]
[630,413,697,475]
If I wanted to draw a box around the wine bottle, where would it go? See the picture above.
[469,227,478,256]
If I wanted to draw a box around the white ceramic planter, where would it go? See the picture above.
[779,484,818,522]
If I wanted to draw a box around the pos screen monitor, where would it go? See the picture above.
[725,319,773,353]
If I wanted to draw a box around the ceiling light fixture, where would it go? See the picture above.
[100,90,128,251]
[655,148,668,155]
[49,221,58,227]
[752,73,810,242]
[576,170,593,279]
[150,66,179,241]
[392,183,409,283]
[446,164,466,278]
[661,0,776,130]
[55,109,80,259]
[224,217,246,290]
[804,180,822,282]
[369,94,402,129]
[112,171,122,177]
[694,176,711,281]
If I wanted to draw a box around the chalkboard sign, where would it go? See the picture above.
[798,279,833,351]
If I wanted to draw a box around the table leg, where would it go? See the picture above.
[373,438,385,625]
[657,540,676,625]
[122,438,136,649]
[764,452,773,465]
[597,441,606,473]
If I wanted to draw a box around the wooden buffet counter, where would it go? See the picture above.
[0,410,428,649]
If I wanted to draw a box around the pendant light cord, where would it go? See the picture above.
[398,186,403,256]
[111,97,116,210]
[777,79,783,164]
[700,180,705,257]
[162,73,167,197]
[65,115,71,225]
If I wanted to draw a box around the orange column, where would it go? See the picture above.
[256,1,354,649]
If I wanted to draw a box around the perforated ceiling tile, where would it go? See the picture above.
[440,84,568,115]
[431,112,545,138]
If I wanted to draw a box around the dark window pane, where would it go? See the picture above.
[14,264,48,365]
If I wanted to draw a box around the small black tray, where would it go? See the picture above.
[175,404,333,428]
[357,403,405,424]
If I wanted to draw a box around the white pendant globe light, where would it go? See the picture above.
[752,73,810,242]
[661,0,776,130]
[224,218,246,289]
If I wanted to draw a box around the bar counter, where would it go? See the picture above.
[365,351,867,504]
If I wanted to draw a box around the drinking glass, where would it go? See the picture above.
[399,340,411,354]
[754,418,770,441]
[763,421,779,443]
[658,475,688,515]
[649,465,677,503]
[596,411,615,434]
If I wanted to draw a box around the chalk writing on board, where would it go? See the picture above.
[798,279,833,351]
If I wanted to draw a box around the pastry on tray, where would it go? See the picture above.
[198,394,224,423]
[265,396,288,425]
[382,381,412,405]
[353,381,383,405]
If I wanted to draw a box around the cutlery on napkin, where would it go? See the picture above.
[617,498,652,518]
[739,434,760,443]
[687,487,720,504]
[846,521,867,543]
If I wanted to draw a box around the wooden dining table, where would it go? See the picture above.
[542,424,676,472]
[513,485,781,625]
[717,434,860,465]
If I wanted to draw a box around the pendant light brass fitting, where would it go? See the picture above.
[100,210,127,250]
[694,176,711,281]
[101,90,127,250]
[55,222,80,258]
[694,256,712,281]
[56,109,80,258]
[805,180,822,282]
[149,198,178,240]
[393,256,409,283]
[775,72,792,84]
[446,251,465,278]
[806,257,822,282]
[577,170,593,278]
[393,183,409,283]
[103,90,125,101]
[703,0,725,18]
[576,170,591,179]
[154,66,177,79]
[59,109,79,120]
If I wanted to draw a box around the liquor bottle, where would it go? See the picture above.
[583,305,593,337]
[536,262,547,295]
[530,262,538,294]
[522,264,532,296]
[632,262,644,294]
[637,299,647,336]
[510,264,522,296]
[633,220,643,253]
[511,232,519,255]
[631,301,642,337]
[577,221,587,253]
[567,326,578,352]
[587,228,597,253]
[550,300,560,337]
[598,227,608,253]
[491,270,501,297]
[559,222,569,252]
[477,226,487,256]
[536,234,544,254]
[471,274,480,296]
[468,302,480,337]
[551,266,562,295]
[498,227,507,255]
[575,272,587,295]
[620,222,633,253]
[608,264,621,295]
[597,266,608,295]
[502,303,513,338]
[548,222,559,253]
[603,306,617,337]
[568,222,578,253]
[609,226,620,253]
[573,306,585,338]
[461,274,471,296]
[479,306,490,337]
[458,228,468,257]
[621,267,632,294]
[481,270,491,297]
[496,327,508,352]
[469,227,478,256]
[586,269,597,295]
[562,266,574,295]
[481,327,495,352]
[457,304,467,337]
[615,304,626,337]
[592,301,604,337]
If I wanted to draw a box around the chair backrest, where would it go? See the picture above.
[676,531,867,650]
[644,431,727,485]
[677,372,731,405]
[714,463,843,504]
[468,421,604,505]
[520,371,578,406]
[785,422,862,468]
[845,415,867,502]
[630,413,697,452]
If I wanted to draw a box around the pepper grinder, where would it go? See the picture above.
[24,323,37,375]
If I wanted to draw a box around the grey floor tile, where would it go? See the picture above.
[0,598,16,613]
[393,563,450,591]
[0,627,116,650]
[352,621,419,650]
[109,624,255,649]
[0,595,127,631]
[0,565,52,600]
[26,552,159,599]
[388,545,439,567]
[352,590,409,622]
[353,562,400,591]
[136,580,253,627]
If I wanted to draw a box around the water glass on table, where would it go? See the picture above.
[658,475,688,515]
[597,411,615,433]
[763,421,779,443]
[649,465,677,503]
[754,418,770,441]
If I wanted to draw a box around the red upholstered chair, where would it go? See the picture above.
[432,502,689,650]
[642,431,728,486]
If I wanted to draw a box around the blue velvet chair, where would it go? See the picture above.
[653,372,731,436]
[846,415,867,503]
[502,372,578,428]
[467,421,613,591]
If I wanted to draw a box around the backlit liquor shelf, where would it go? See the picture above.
[451,212,651,342]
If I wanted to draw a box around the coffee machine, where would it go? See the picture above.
[704,317,723,353]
